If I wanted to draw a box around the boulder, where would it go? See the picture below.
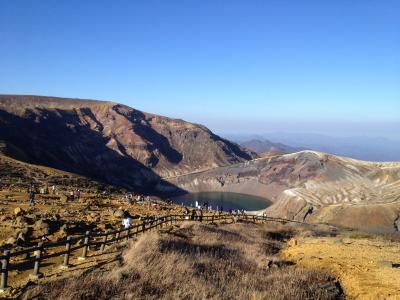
[35,219,50,229]
[6,236,17,245]
[34,219,50,235]
[14,207,24,216]
[15,216,28,226]
[25,213,38,222]
[113,209,124,218]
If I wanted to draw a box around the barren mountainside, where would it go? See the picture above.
[166,151,400,233]
[0,95,256,191]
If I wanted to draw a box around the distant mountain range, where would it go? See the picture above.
[227,132,400,162]
[239,139,301,155]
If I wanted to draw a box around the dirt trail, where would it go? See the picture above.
[282,235,400,299]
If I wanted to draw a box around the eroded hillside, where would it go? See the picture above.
[166,151,400,233]
[0,95,256,191]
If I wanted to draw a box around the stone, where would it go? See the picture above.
[14,207,24,216]
[113,209,124,218]
[25,214,38,222]
[35,219,50,235]
[35,219,50,229]
[15,216,28,226]
[6,237,17,245]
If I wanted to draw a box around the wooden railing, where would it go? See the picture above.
[0,213,309,291]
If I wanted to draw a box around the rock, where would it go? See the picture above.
[6,236,17,245]
[15,216,28,226]
[25,213,38,222]
[113,209,124,218]
[17,231,27,243]
[35,219,49,229]
[35,219,50,235]
[14,207,24,216]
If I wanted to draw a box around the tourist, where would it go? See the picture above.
[126,193,133,204]
[198,209,203,222]
[75,189,81,200]
[28,191,35,206]
[69,190,74,202]
[191,209,197,221]
[184,207,190,219]
[122,211,132,229]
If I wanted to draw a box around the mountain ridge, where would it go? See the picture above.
[0,95,256,192]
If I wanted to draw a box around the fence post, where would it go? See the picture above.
[31,242,43,279]
[0,250,10,292]
[142,222,145,233]
[79,231,90,260]
[135,224,139,237]
[101,230,109,252]
[62,236,72,268]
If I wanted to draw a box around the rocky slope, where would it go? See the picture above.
[0,95,256,192]
[165,151,400,233]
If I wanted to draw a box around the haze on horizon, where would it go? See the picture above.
[0,0,399,140]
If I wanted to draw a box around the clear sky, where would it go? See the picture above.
[1,1,399,139]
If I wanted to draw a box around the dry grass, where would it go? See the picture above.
[23,222,343,300]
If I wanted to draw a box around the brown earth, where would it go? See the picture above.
[282,232,400,299]
[20,221,344,300]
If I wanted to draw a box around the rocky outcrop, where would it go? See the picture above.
[0,95,256,192]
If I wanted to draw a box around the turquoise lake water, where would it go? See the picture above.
[171,192,271,211]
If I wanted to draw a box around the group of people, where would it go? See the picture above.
[125,193,149,204]
[124,193,173,210]
[67,189,81,201]
[183,207,204,222]
[27,183,81,206]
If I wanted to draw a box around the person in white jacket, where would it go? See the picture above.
[122,211,132,229]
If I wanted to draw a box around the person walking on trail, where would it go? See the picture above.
[28,191,35,206]
[198,209,203,222]
[191,209,197,221]
[75,189,81,200]
[126,193,133,204]
[69,190,74,202]
[184,207,190,219]
[122,211,132,229]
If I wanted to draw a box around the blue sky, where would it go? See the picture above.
[1,1,399,138]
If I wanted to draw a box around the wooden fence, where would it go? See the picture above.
[0,213,308,291]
